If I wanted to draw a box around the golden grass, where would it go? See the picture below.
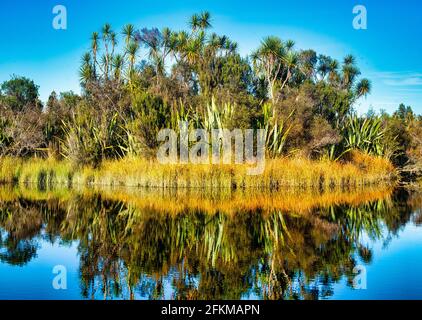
[88,185,394,215]
[0,183,393,216]
[0,157,73,187]
[0,151,397,189]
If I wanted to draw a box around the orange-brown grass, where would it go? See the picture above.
[0,151,397,189]
[0,183,393,216]
[84,151,396,189]
[91,185,394,216]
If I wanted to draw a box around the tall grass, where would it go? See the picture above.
[0,157,73,188]
[0,151,397,189]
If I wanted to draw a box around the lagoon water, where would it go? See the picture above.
[0,186,421,300]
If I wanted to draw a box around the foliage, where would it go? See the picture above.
[0,12,421,183]
[0,75,41,111]
[342,114,386,157]
[259,103,293,157]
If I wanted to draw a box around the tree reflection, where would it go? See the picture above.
[0,187,419,300]
[0,204,41,265]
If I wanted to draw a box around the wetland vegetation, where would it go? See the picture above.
[1,12,422,301]
[0,12,421,187]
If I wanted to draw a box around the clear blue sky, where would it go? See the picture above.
[0,0,421,114]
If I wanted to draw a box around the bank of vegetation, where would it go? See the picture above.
[0,151,395,189]
[0,12,421,188]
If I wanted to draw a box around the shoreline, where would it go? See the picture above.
[0,151,397,190]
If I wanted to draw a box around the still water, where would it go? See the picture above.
[0,185,421,300]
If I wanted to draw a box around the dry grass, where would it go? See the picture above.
[0,183,393,216]
[87,185,394,215]
[0,151,397,189]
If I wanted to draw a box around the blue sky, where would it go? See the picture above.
[0,0,421,114]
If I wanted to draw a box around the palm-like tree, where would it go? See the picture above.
[285,39,295,51]
[342,64,361,89]
[189,11,212,32]
[225,39,238,54]
[199,11,212,30]
[110,31,117,56]
[122,24,136,68]
[189,14,200,31]
[252,36,292,102]
[126,41,139,74]
[184,38,202,65]
[169,31,188,64]
[280,51,298,92]
[102,23,113,78]
[136,27,176,85]
[113,54,124,82]
[79,53,95,86]
[344,54,356,66]
[91,32,99,77]
[102,23,112,44]
[158,27,175,76]
[340,54,361,89]
[317,55,331,81]
[355,78,371,98]
[208,33,221,50]
[169,13,238,96]
[122,24,135,46]
[328,59,339,84]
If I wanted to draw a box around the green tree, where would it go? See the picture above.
[46,91,59,111]
[252,36,298,103]
[0,75,41,111]
[394,103,414,123]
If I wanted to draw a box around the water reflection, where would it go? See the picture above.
[0,186,420,300]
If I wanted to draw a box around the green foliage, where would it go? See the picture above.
[1,12,421,179]
[0,75,40,111]
[312,82,353,128]
[60,106,128,166]
[130,91,172,150]
[342,115,387,157]
[394,103,414,122]
[202,98,235,130]
[252,36,298,102]
[259,103,293,157]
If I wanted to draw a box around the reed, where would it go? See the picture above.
[0,151,397,189]
[0,182,393,216]
[82,185,394,216]
[0,157,73,188]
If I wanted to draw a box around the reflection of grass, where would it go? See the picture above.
[89,185,394,215]
[0,183,393,215]
[0,184,74,202]
[0,151,396,189]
